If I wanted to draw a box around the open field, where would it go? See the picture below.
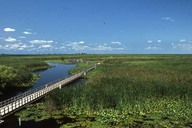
[14,54,192,127]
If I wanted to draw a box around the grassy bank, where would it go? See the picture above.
[15,55,192,127]
[69,62,91,74]
[45,59,71,64]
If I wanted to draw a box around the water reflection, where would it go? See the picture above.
[32,63,76,89]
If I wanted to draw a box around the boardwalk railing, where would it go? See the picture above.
[0,64,96,122]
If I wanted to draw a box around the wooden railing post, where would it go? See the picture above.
[0,116,4,124]
[59,84,62,89]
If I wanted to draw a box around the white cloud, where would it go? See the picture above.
[115,47,126,50]
[6,44,20,50]
[146,40,162,50]
[172,42,192,50]
[20,45,28,49]
[147,40,161,43]
[30,44,34,48]
[171,39,192,50]
[92,45,112,51]
[4,27,15,32]
[4,37,17,42]
[23,31,32,35]
[111,41,122,45]
[19,36,26,39]
[147,40,153,43]
[92,45,126,51]
[0,43,35,50]
[1,39,128,52]
[79,41,84,44]
[146,46,159,50]
[18,48,24,50]
[66,41,89,51]
[65,41,126,52]
[60,46,65,49]
[180,39,186,42]
[30,40,53,44]
[40,44,52,48]
[161,17,174,22]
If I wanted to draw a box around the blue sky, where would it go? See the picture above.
[0,0,192,54]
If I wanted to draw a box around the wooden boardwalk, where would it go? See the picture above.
[0,64,96,123]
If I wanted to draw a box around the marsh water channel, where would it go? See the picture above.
[1,63,77,128]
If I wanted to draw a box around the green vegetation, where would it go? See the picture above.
[15,55,192,127]
[69,62,91,74]
[0,65,39,95]
[15,103,108,128]
[45,59,70,64]
[0,55,53,72]
[0,55,67,94]
[0,54,92,95]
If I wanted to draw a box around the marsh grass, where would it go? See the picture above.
[45,55,192,127]
[69,62,91,74]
